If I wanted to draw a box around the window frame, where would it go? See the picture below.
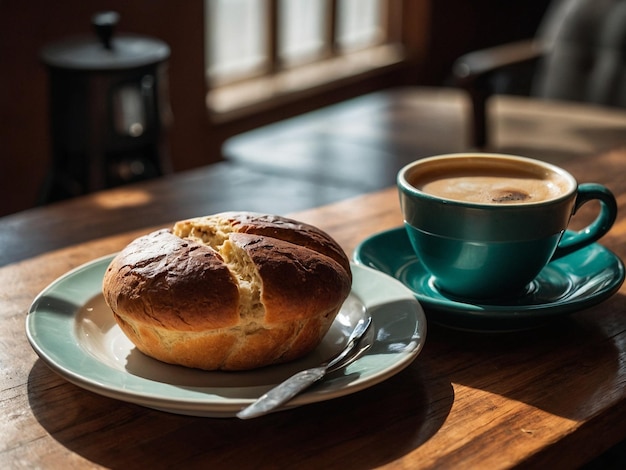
[204,0,430,124]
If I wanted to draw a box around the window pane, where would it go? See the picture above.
[206,0,267,80]
[279,0,326,66]
[337,0,384,51]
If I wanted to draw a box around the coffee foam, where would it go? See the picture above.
[410,161,571,205]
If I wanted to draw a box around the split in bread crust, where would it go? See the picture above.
[102,212,352,370]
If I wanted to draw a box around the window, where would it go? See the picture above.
[204,0,406,117]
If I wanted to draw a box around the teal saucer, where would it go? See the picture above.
[354,227,625,332]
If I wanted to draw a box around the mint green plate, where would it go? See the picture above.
[354,228,625,332]
[26,257,426,417]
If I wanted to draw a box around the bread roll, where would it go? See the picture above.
[102,212,352,370]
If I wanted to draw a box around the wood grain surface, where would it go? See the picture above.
[2,91,626,469]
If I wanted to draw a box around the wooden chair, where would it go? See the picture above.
[452,0,626,149]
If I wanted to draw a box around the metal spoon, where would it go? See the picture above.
[236,316,372,419]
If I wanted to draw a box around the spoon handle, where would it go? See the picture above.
[236,317,372,419]
[236,366,327,419]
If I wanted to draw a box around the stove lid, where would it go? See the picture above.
[41,11,170,71]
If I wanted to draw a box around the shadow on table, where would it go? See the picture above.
[424,290,626,422]
[28,354,453,469]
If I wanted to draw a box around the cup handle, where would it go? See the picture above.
[551,183,617,260]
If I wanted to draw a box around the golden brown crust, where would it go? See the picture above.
[228,232,350,324]
[102,212,352,371]
[103,229,240,331]
[215,212,352,278]
[172,211,352,281]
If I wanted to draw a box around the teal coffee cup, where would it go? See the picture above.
[397,153,617,299]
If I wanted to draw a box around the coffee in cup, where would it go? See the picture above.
[415,164,570,204]
[397,153,617,299]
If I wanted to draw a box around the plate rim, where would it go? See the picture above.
[26,256,426,417]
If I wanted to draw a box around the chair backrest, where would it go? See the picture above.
[532,0,626,107]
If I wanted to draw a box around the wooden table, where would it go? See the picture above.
[3,89,626,469]
[0,161,363,267]
[224,87,626,187]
